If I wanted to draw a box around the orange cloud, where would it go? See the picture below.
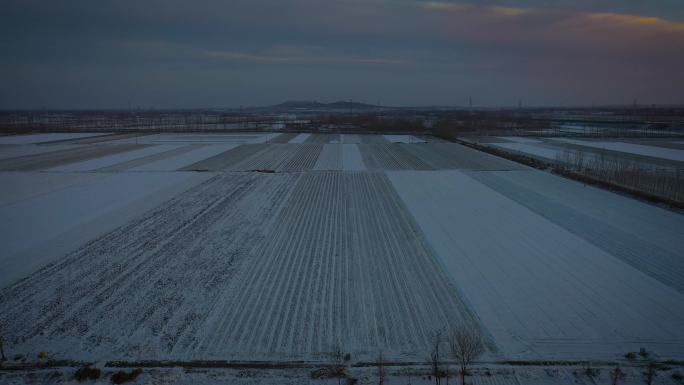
[422,2,471,12]
[422,2,684,34]
[588,12,684,33]
[488,6,536,17]
[423,2,534,17]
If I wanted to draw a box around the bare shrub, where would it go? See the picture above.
[672,371,683,383]
[611,365,625,385]
[111,368,142,384]
[324,344,348,385]
[74,366,101,382]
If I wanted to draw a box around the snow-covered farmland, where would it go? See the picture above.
[0,144,81,160]
[0,171,211,287]
[48,144,183,172]
[491,142,562,161]
[466,136,684,170]
[389,170,684,359]
[496,136,541,144]
[131,144,238,171]
[550,138,684,162]
[289,133,312,143]
[0,132,111,145]
[0,172,479,362]
[0,132,682,369]
[0,143,148,171]
[342,144,365,171]
[383,134,425,143]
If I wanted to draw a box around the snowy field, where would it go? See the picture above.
[0,132,683,378]
[0,171,212,287]
[493,142,566,161]
[389,170,684,359]
[383,134,426,143]
[466,136,684,169]
[549,138,684,162]
[0,132,112,145]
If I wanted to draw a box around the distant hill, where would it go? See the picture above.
[268,100,386,112]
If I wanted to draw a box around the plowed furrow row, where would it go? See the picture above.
[0,144,148,171]
[181,144,268,171]
[0,173,299,359]
[199,172,480,360]
[231,144,296,171]
[280,144,323,171]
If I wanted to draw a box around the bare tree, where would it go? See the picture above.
[330,344,344,365]
[449,326,484,385]
[0,334,5,361]
[377,352,385,385]
[646,364,656,385]
[429,329,444,385]
[611,365,625,385]
[329,344,346,385]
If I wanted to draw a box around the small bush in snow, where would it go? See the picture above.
[671,371,683,382]
[74,366,101,382]
[111,368,142,384]
[584,365,599,378]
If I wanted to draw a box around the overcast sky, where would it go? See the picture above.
[1,0,683,109]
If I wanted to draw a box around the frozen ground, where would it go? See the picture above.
[0,132,682,374]
[2,364,683,385]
